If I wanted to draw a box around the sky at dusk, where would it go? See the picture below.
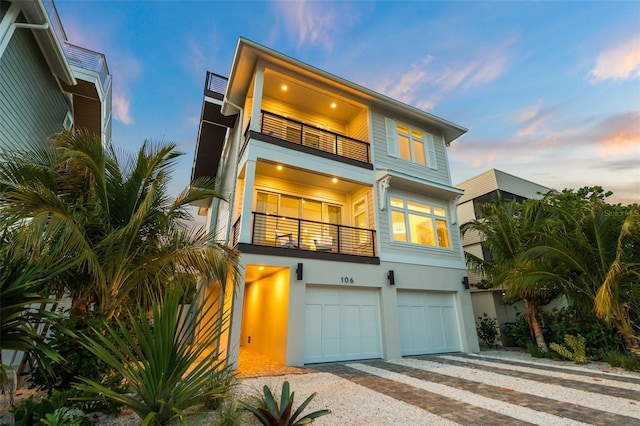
[54,0,640,205]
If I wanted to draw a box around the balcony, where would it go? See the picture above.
[243,110,371,168]
[232,213,379,264]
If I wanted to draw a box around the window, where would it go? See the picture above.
[390,196,451,248]
[385,118,437,169]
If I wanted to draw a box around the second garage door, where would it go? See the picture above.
[305,286,382,364]
[397,290,462,356]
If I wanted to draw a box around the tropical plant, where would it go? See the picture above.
[0,225,67,394]
[602,350,640,372]
[238,381,331,426]
[75,284,234,425]
[520,189,640,353]
[462,197,561,351]
[549,334,589,364]
[0,130,238,319]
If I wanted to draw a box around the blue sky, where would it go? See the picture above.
[55,0,639,204]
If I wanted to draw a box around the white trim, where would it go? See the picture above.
[0,3,21,59]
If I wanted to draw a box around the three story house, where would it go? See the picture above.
[192,38,479,368]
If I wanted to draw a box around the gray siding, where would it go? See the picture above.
[371,108,451,186]
[0,26,71,149]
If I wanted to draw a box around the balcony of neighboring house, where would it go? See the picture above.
[231,160,379,265]
[43,0,112,143]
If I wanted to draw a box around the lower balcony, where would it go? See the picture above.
[232,212,379,264]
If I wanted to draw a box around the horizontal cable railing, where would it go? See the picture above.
[231,217,241,247]
[248,212,376,257]
[260,111,370,164]
[206,72,228,95]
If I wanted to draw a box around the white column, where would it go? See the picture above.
[249,60,265,132]
[238,159,257,244]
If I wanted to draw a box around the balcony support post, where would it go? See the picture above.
[249,61,265,132]
[238,159,257,244]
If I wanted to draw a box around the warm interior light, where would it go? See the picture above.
[258,266,264,271]
[281,85,288,91]
[331,102,337,109]
[277,165,283,171]
[332,177,338,183]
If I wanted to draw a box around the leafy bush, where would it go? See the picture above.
[504,314,533,348]
[30,313,125,395]
[75,285,234,425]
[603,350,640,372]
[544,307,622,358]
[238,381,331,426]
[10,391,91,426]
[476,313,501,348]
[549,334,589,364]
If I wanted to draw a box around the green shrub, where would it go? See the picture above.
[525,342,555,358]
[549,334,589,364]
[505,314,533,348]
[544,307,623,358]
[603,350,640,371]
[75,285,234,425]
[476,313,501,349]
[10,392,92,426]
[30,313,125,397]
[238,381,331,426]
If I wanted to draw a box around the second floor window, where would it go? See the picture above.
[390,196,451,248]
[385,118,437,169]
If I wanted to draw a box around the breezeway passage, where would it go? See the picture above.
[250,352,640,425]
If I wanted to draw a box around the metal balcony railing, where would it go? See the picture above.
[259,111,370,164]
[43,1,111,90]
[232,212,376,257]
[205,72,228,96]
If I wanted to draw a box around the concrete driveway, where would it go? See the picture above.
[238,351,640,425]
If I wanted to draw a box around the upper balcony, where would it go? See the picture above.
[242,110,371,168]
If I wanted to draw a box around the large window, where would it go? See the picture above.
[385,118,437,169]
[390,196,450,248]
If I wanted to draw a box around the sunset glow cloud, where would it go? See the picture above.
[589,36,640,82]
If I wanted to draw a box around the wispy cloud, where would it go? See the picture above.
[516,101,555,137]
[112,94,132,125]
[272,1,358,50]
[593,112,640,156]
[589,35,640,82]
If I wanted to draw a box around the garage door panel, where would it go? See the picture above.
[305,286,382,363]
[304,305,322,360]
[398,290,461,356]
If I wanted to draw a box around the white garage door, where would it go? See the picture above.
[305,286,382,364]
[397,290,462,356]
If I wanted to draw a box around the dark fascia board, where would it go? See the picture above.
[224,37,467,144]
[237,243,381,265]
[21,1,76,86]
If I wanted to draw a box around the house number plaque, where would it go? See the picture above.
[340,277,354,283]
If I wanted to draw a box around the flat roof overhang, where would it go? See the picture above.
[223,37,467,144]
[191,98,238,185]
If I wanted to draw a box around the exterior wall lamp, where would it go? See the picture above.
[387,270,395,286]
[462,277,470,289]
[296,263,303,281]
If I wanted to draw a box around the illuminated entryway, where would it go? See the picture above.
[240,265,290,364]
[304,285,382,364]
[397,290,462,356]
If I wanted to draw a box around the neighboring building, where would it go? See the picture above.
[0,0,111,371]
[192,38,479,368]
[0,0,112,148]
[456,169,551,343]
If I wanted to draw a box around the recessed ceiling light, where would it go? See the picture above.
[277,165,283,171]
[258,266,264,271]
[331,102,337,109]
[281,85,288,91]
[332,177,338,183]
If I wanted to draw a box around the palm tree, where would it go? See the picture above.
[0,130,238,318]
[522,194,640,352]
[462,197,560,351]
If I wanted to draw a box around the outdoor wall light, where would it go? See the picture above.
[462,277,470,290]
[296,263,303,281]
[387,270,395,286]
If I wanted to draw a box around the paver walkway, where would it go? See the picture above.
[310,353,640,425]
